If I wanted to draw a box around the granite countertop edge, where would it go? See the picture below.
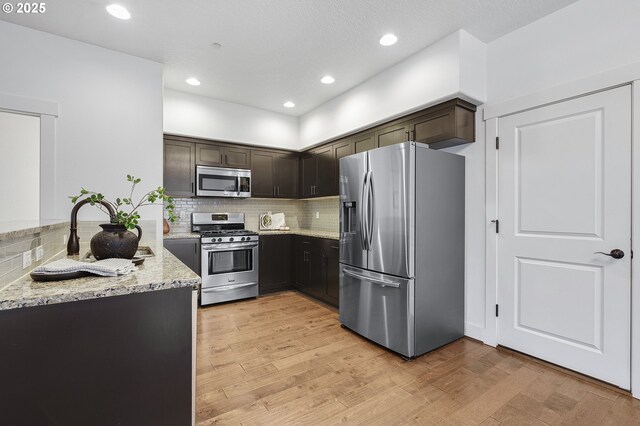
[0,220,69,241]
[0,278,200,311]
[0,248,201,312]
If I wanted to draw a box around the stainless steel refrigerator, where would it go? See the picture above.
[339,142,464,358]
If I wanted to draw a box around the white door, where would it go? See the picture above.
[497,86,631,389]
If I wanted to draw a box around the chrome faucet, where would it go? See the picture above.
[67,199,116,255]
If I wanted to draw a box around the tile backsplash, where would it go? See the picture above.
[0,225,67,288]
[169,197,339,233]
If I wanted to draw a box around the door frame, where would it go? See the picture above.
[483,61,640,397]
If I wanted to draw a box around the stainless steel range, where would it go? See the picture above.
[192,212,259,306]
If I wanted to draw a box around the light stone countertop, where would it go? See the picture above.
[0,220,69,241]
[0,247,200,311]
[163,231,201,240]
[255,229,340,240]
[163,229,339,240]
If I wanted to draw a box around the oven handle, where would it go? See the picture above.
[202,242,259,251]
[201,282,257,292]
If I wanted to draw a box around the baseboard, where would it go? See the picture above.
[464,321,487,344]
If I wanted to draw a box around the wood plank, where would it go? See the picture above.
[195,291,640,425]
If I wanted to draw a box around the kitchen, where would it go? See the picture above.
[2,0,640,424]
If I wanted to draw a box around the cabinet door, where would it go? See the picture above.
[324,240,340,307]
[353,132,375,154]
[196,144,223,166]
[333,140,354,193]
[275,154,299,198]
[295,237,312,291]
[163,239,201,276]
[164,140,195,197]
[259,235,292,294]
[223,147,251,169]
[314,145,335,197]
[250,151,276,197]
[301,154,316,198]
[375,122,410,148]
[410,107,455,144]
[409,103,475,148]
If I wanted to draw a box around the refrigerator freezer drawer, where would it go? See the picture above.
[339,264,415,357]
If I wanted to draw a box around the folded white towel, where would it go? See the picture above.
[32,258,136,277]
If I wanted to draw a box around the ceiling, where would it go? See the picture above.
[1,0,578,116]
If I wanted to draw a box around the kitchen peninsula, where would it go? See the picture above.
[0,237,200,426]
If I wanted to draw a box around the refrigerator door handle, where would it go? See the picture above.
[367,171,375,249]
[342,268,401,288]
[361,171,369,250]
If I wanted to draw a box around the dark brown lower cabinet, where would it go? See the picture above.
[259,235,293,294]
[293,235,339,308]
[164,238,201,276]
[0,287,193,425]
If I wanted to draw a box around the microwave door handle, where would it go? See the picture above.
[237,176,241,195]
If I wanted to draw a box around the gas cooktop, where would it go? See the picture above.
[200,229,258,238]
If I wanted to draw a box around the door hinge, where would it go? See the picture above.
[491,219,499,234]
[495,136,499,149]
[495,304,499,317]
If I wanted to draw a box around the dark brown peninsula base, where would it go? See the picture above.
[0,286,193,426]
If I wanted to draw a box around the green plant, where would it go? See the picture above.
[70,175,176,230]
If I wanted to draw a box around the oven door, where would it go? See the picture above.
[201,242,258,288]
[196,166,251,198]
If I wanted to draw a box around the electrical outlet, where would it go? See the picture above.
[315,212,320,219]
[22,250,32,269]
[63,234,67,244]
[36,245,44,261]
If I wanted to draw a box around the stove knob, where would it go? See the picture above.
[217,238,222,242]
[241,237,246,241]
[229,237,234,242]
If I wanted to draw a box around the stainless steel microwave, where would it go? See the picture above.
[196,165,251,198]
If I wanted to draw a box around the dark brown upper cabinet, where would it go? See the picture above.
[164,140,195,197]
[301,145,335,198]
[375,121,411,148]
[275,153,299,198]
[196,143,250,169]
[408,99,476,149]
[353,132,375,154]
[333,139,355,193]
[251,150,298,198]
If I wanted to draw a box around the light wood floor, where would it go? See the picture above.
[196,291,640,425]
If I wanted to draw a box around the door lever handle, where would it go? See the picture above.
[594,249,625,259]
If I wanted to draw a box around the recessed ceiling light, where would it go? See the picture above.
[211,43,222,49]
[185,78,201,86]
[379,33,398,46]
[320,75,335,84]
[283,101,295,108]
[106,4,131,20]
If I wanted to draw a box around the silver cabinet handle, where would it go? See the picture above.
[342,268,400,288]
[202,282,257,292]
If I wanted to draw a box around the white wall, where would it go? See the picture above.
[474,0,640,343]
[0,21,164,235]
[164,89,299,150]
[0,111,40,221]
[487,0,640,104]
[298,30,487,149]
